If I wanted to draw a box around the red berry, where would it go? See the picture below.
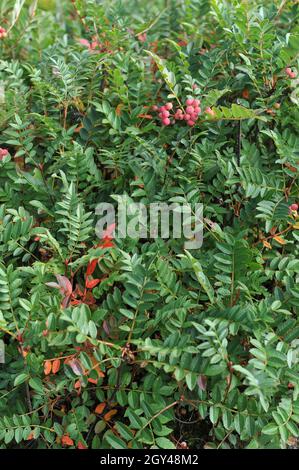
[158,113,163,118]
[165,103,173,110]
[186,99,193,106]
[162,118,170,126]
[285,67,292,76]
[193,99,200,106]
[186,106,194,114]
[152,105,158,111]
[187,120,195,126]
[184,114,191,120]
[290,203,298,211]
[290,72,296,79]
[162,110,170,117]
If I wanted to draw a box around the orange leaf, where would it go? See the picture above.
[52,359,61,374]
[88,377,98,384]
[273,235,287,245]
[262,240,272,249]
[95,403,106,414]
[85,277,101,289]
[77,441,87,449]
[103,409,118,421]
[44,360,52,376]
[86,259,98,276]
[61,435,74,446]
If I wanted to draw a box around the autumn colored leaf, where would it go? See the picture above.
[77,441,87,449]
[61,435,74,446]
[85,277,101,289]
[87,377,98,384]
[52,359,61,374]
[86,259,98,276]
[103,409,118,421]
[263,240,272,249]
[95,403,106,414]
[44,360,52,376]
[273,235,287,245]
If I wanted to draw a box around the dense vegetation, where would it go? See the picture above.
[0,0,299,450]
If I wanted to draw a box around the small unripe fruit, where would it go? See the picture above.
[205,107,216,117]
[273,103,280,109]
[165,102,173,110]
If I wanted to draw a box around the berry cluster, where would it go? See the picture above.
[0,27,7,39]
[153,98,201,127]
[285,67,297,79]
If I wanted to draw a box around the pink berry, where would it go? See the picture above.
[162,118,170,126]
[152,105,158,111]
[187,120,195,126]
[192,84,198,89]
[165,102,173,110]
[184,114,191,120]
[186,99,193,106]
[159,106,166,111]
[162,110,170,117]
[186,106,194,114]
[290,72,296,79]
[290,203,298,211]
[193,99,200,106]
[0,148,9,160]
[285,67,292,76]
[158,112,163,118]
[176,109,183,114]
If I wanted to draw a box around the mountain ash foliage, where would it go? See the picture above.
[0,0,299,449]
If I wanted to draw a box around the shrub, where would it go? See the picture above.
[0,0,299,449]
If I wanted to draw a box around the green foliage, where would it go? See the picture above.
[0,0,299,450]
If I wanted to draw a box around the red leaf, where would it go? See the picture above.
[77,441,87,449]
[61,435,74,446]
[56,275,72,296]
[86,259,98,276]
[197,374,207,391]
[52,359,61,374]
[44,360,52,376]
[85,277,101,289]
[95,403,106,414]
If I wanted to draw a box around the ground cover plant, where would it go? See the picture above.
[0,0,299,450]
